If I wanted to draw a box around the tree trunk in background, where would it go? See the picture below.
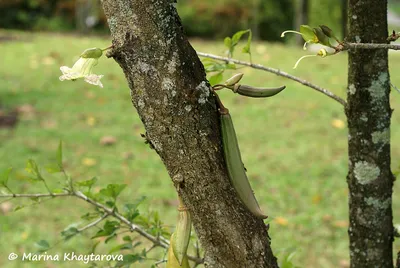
[100,1,278,267]
[341,0,348,39]
[347,1,393,267]
[296,0,309,46]
[76,0,100,33]
[249,0,260,40]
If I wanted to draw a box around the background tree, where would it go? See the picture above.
[342,0,348,38]
[296,0,309,46]
[346,0,394,267]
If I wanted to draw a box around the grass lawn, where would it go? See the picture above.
[0,30,400,268]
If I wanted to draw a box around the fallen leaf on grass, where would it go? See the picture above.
[339,259,350,268]
[85,91,96,99]
[333,220,348,228]
[40,119,58,129]
[0,201,12,214]
[82,158,97,167]
[42,56,55,66]
[331,119,345,129]
[16,104,36,119]
[122,152,134,160]
[274,216,289,226]
[312,194,322,204]
[21,231,28,240]
[322,214,333,222]
[86,116,96,126]
[100,136,117,146]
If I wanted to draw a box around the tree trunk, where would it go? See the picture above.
[346,1,394,267]
[341,0,348,39]
[100,1,278,267]
[296,0,309,46]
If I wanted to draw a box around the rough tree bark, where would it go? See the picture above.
[100,1,278,267]
[346,0,394,267]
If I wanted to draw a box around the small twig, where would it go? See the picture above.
[73,190,170,247]
[197,52,347,106]
[102,45,113,51]
[344,42,400,50]
[0,193,70,198]
[391,82,400,94]
[77,213,108,233]
[146,244,157,254]
[155,259,167,267]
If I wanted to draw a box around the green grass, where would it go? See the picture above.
[0,30,400,268]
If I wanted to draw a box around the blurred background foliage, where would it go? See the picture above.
[0,0,347,41]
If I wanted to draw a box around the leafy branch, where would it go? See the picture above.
[197,51,346,106]
[0,189,203,265]
[0,141,204,267]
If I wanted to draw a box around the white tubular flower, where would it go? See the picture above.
[59,48,104,88]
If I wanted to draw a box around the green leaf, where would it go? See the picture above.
[116,254,145,266]
[226,63,236,70]
[99,184,126,200]
[25,159,43,181]
[81,212,101,221]
[0,167,12,187]
[92,220,120,239]
[14,205,24,211]
[61,227,79,241]
[203,61,226,73]
[300,25,318,43]
[232,29,250,46]
[108,242,133,254]
[208,72,223,86]
[123,196,146,222]
[76,177,98,188]
[319,25,337,39]
[105,233,117,244]
[223,37,232,49]
[35,240,50,253]
[122,235,132,242]
[30,196,40,203]
[57,140,63,168]
[51,188,65,193]
[90,240,101,254]
[242,30,252,56]
[46,163,62,174]
[313,27,331,47]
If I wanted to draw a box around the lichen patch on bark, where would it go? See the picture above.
[367,72,388,101]
[371,128,390,145]
[354,161,380,185]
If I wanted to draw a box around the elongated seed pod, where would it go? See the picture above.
[172,198,192,265]
[220,110,267,219]
[233,84,286,98]
[167,233,190,268]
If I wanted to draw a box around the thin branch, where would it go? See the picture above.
[73,191,203,264]
[72,191,169,246]
[197,52,347,106]
[0,193,71,198]
[390,82,400,94]
[345,42,400,50]
[77,213,108,233]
